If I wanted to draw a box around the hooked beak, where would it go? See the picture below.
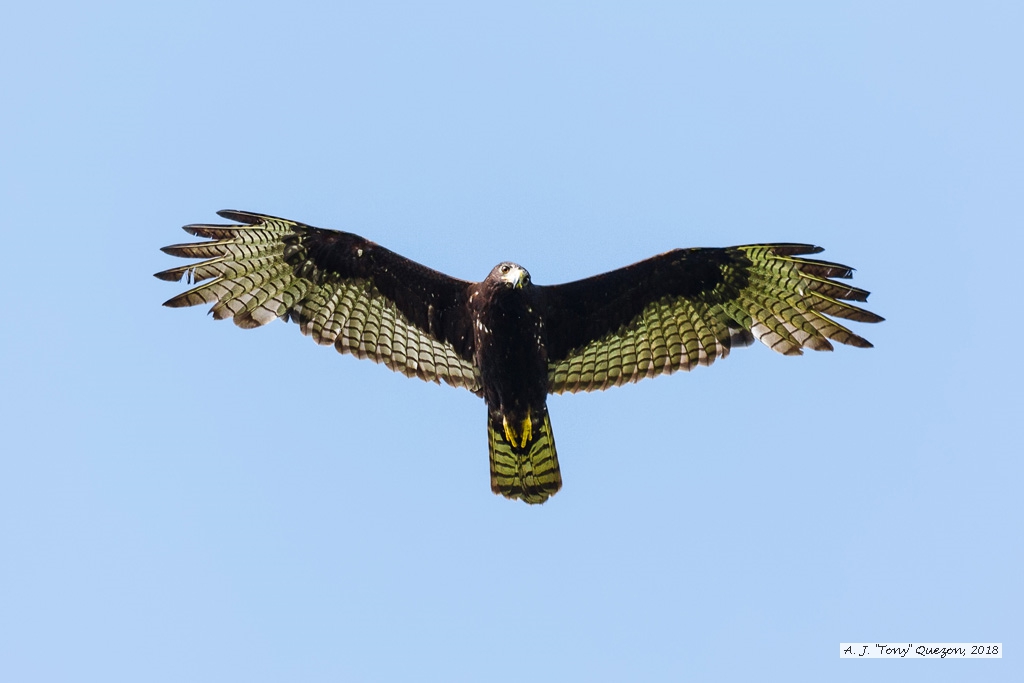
[501,266,528,289]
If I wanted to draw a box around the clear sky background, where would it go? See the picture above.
[1,2,1020,681]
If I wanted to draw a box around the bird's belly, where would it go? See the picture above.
[475,326,548,413]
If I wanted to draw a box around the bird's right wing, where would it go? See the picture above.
[155,210,482,392]
[539,244,883,394]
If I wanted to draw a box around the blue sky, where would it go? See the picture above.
[1,2,1020,681]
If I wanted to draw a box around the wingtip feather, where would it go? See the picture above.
[216,209,258,223]
[153,268,182,282]
[161,295,190,308]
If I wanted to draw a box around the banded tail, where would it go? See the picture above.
[487,408,561,504]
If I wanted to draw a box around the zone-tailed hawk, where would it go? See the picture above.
[156,210,882,504]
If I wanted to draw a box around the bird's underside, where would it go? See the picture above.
[156,210,883,504]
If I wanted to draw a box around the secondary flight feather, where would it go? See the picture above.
[156,210,883,503]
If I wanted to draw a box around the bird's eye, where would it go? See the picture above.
[500,265,510,273]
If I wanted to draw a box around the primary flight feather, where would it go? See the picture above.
[156,210,883,504]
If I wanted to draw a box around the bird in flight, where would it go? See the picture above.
[156,210,882,504]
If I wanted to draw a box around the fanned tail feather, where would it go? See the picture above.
[488,409,561,504]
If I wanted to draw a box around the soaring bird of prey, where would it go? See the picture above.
[156,210,882,504]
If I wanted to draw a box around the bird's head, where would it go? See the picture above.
[490,262,531,289]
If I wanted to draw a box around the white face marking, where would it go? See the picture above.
[498,264,529,288]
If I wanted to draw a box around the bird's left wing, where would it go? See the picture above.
[156,210,481,392]
[539,244,883,394]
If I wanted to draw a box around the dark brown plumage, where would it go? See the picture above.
[156,210,883,504]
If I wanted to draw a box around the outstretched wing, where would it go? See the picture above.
[155,210,482,392]
[540,244,883,394]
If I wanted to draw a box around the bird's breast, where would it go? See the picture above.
[473,293,549,410]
